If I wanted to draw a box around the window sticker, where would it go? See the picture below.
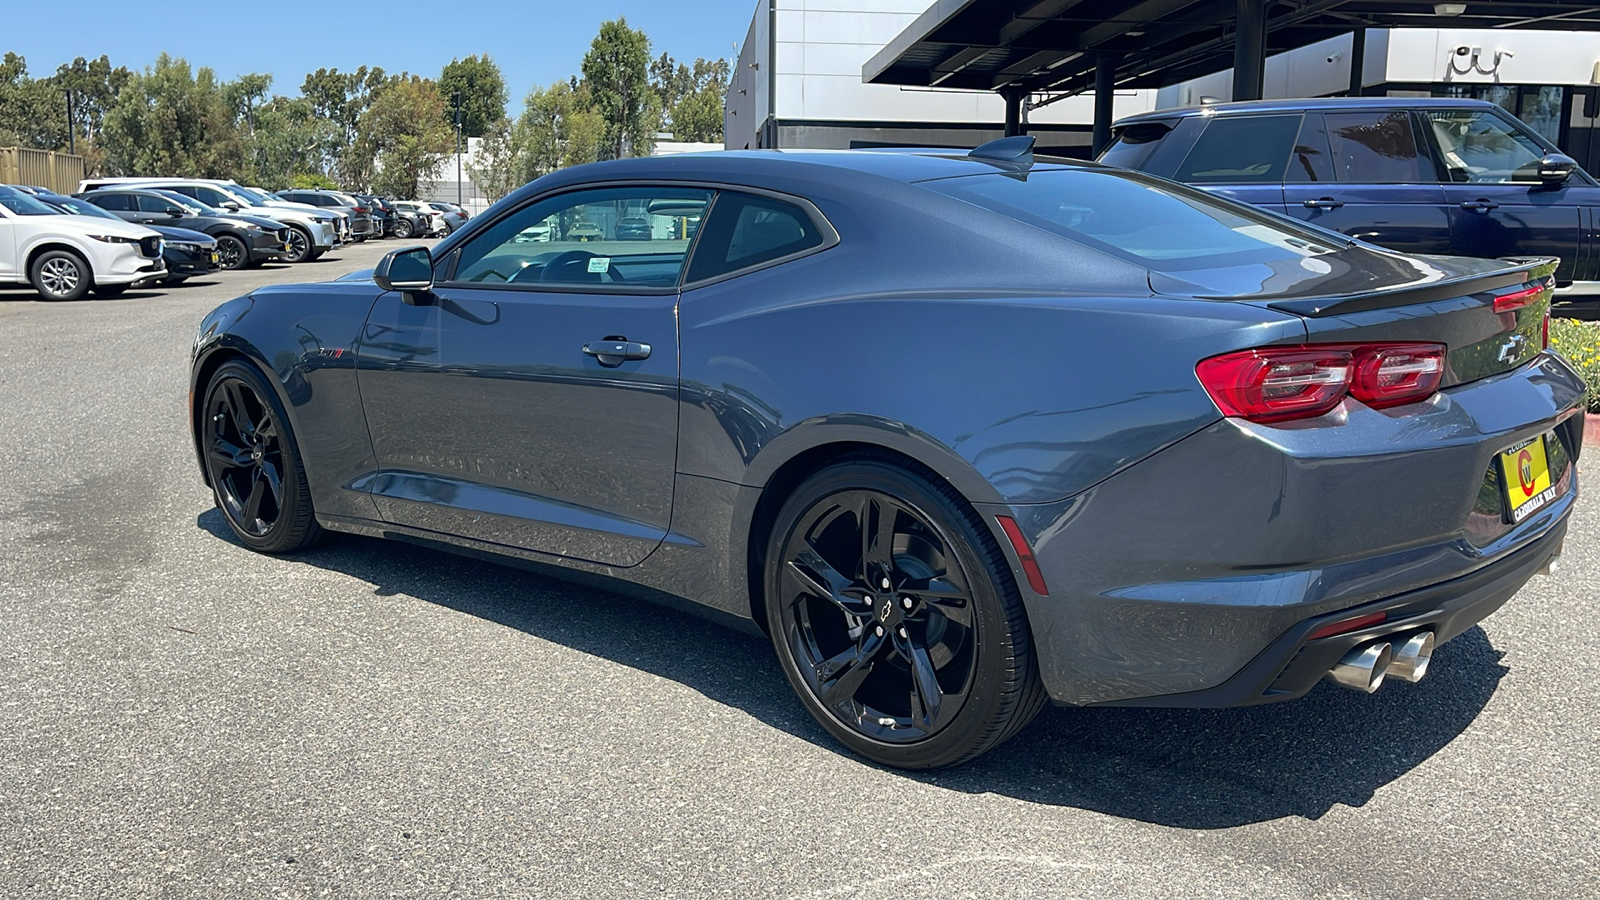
[587,257,611,274]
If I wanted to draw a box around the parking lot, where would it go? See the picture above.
[1,239,1597,898]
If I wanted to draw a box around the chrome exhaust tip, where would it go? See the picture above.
[1326,641,1393,693]
[1388,631,1435,684]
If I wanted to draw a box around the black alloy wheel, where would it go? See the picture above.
[215,234,249,270]
[765,455,1046,769]
[200,361,322,553]
[282,226,312,263]
[29,249,92,301]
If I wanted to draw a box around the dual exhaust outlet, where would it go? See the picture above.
[1325,631,1435,693]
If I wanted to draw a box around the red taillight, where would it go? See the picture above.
[1195,347,1353,423]
[352,206,367,214]
[1493,282,1546,313]
[1197,343,1446,424]
[1350,343,1446,409]
[1307,611,1387,640]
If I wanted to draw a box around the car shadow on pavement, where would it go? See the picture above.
[196,511,1508,829]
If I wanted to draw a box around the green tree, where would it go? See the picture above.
[301,66,389,184]
[354,75,453,199]
[671,88,725,143]
[438,55,507,138]
[250,95,339,189]
[581,18,656,159]
[467,117,526,201]
[518,80,603,178]
[222,73,273,134]
[289,172,339,189]
[101,54,245,178]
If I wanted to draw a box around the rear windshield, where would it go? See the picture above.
[924,168,1346,271]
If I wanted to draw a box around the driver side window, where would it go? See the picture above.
[448,186,714,290]
[1425,110,1547,183]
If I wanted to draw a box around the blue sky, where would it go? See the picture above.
[5,0,758,112]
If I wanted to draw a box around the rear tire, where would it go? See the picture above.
[199,360,324,554]
[394,218,414,239]
[29,249,93,301]
[763,453,1046,769]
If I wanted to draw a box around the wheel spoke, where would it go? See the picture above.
[241,474,266,526]
[253,413,276,443]
[259,460,284,508]
[222,381,253,437]
[859,494,897,579]
[903,638,944,730]
[210,437,247,470]
[787,548,869,617]
[904,574,972,625]
[816,628,886,707]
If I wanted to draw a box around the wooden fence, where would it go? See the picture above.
[0,148,87,194]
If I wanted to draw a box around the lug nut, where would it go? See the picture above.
[880,577,891,590]
[897,626,907,639]
[901,596,913,610]
[874,625,884,637]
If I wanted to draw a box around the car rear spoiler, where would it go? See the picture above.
[1261,256,1559,318]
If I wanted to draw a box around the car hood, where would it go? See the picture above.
[34,215,160,241]
[334,268,375,282]
[146,225,214,243]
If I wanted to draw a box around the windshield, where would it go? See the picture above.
[49,197,120,219]
[232,186,277,205]
[0,186,63,216]
[925,167,1347,271]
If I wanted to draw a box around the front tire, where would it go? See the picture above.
[200,360,323,554]
[29,249,93,301]
[394,218,414,239]
[281,226,313,263]
[764,454,1046,769]
[216,234,249,271]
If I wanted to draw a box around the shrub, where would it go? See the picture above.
[1547,316,1600,412]
[289,172,338,190]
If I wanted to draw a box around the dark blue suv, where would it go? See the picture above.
[1100,97,1599,317]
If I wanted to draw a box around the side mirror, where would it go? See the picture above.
[220,201,241,211]
[166,207,184,218]
[374,246,435,302]
[1537,153,1577,186]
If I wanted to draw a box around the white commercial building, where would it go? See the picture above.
[724,0,1157,155]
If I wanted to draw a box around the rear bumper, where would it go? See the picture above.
[1094,517,1565,707]
[991,352,1585,707]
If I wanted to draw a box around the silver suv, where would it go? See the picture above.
[275,189,378,241]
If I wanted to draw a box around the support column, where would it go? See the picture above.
[1232,0,1267,101]
[1003,90,1024,137]
[1348,27,1367,96]
[1093,53,1121,156]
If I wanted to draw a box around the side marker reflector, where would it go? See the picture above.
[1308,611,1388,641]
[996,515,1049,596]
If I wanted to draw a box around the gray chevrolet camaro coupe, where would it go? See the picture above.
[190,137,1584,769]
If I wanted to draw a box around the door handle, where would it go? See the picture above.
[1302,197,1344,210]
[583,339,652,367]
[1461,199,1501,212]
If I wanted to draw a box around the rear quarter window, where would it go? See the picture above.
[926,168,1343,272]
[1174,114,1302,184]
[1098,123,1173,172]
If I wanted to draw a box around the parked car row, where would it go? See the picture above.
[0,177,464,300]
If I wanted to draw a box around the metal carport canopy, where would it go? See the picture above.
[864,0,1600,100]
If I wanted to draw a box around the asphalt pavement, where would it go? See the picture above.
[1,241,1597,898]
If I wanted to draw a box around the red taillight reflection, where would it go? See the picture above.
[1308,611,1387,640]
[1197,342,1447,424]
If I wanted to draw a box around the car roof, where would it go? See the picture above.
[1113,96,1501,127]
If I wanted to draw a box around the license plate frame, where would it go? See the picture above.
[1500,434,1557,524]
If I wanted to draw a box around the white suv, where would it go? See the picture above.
[80,178,344,263]
[0,186,166,300]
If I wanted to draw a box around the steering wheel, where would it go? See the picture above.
[534,249,627,284]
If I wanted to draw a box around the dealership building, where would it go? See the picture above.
[725,0,1600,170]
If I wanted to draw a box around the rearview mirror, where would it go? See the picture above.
[1537,153,1577,186]
[374,245,435,299]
